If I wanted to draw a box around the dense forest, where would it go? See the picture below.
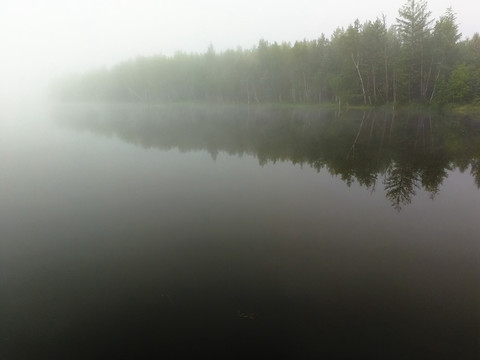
[52,0,480,106]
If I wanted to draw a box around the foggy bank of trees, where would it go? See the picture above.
[53,0,480,106]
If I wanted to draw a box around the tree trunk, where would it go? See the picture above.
[392,64,397,105]
[352,53,367,105]
[384,43,389,103]
[423,58,433,99]
[303,71,308,102]
[429,67,441,102]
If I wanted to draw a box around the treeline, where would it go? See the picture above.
[52,0,480,106]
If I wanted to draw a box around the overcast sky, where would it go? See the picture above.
[1,0,478,100]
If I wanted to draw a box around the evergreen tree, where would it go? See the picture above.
[51,1,476,107]
[396,0,434,101]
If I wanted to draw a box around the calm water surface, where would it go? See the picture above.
[1,103,479,358]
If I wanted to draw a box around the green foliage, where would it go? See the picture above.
[51,1,477,107]
[449,64,471,103]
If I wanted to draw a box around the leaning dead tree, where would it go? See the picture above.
[352,53,367,105]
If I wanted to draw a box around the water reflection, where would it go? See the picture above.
[53,104,480,210]
[2,103,478,358]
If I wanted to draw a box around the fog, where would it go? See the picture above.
[2,2,480,356]
[1,0,478,104]
[3,102,480,358]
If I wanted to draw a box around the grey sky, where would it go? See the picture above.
[1,0,478,101]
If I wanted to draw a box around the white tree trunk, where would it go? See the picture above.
[352,53,367,105]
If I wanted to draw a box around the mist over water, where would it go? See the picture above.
[1,103,479,358]
[2,0,479,356]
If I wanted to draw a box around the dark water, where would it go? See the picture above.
[1,103,479,359]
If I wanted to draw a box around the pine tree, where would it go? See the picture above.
[396,0,433,101]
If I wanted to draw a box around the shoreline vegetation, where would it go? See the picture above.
[51,0,479,111]
[52,100,480,119]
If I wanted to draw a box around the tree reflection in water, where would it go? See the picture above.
[53,103,480,210]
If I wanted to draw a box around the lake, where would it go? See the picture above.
[1,102,479,358]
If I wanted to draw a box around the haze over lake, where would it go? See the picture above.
[1,103,479,358]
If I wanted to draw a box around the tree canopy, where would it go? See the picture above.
[52,1,479,106]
